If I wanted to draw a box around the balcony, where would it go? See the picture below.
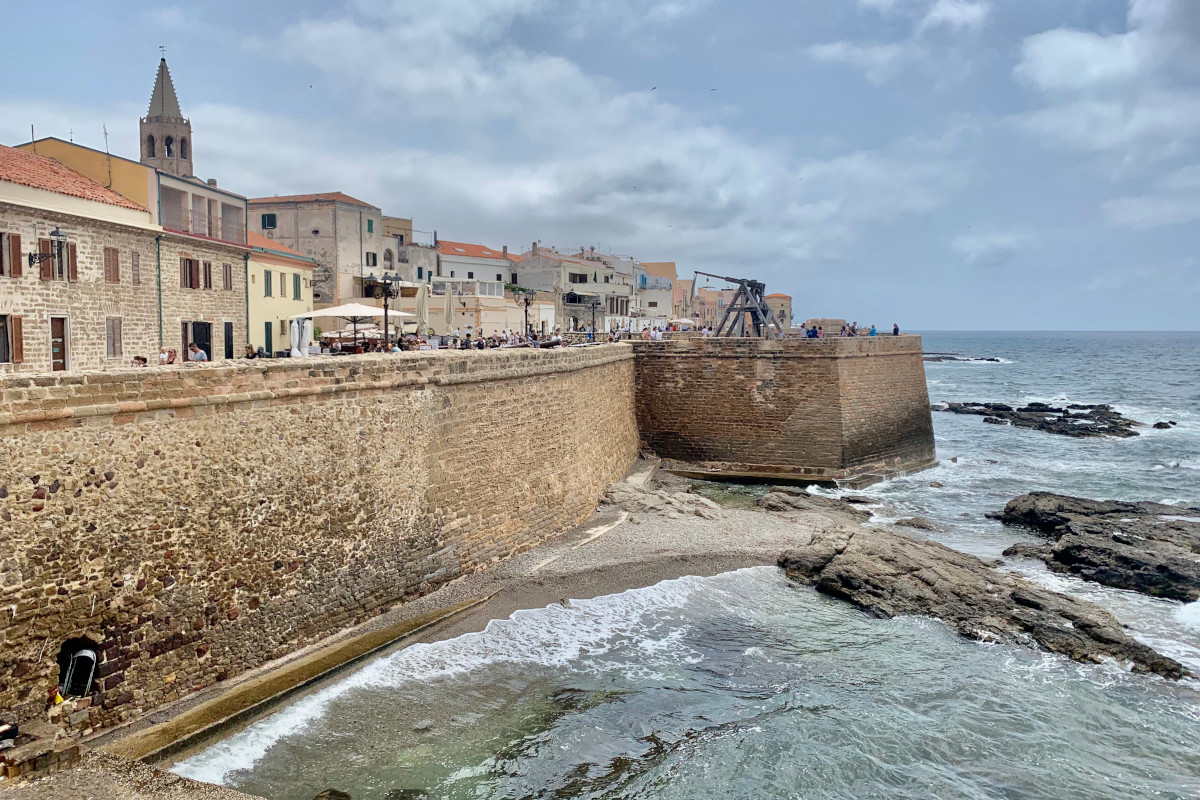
[162,207,247,245]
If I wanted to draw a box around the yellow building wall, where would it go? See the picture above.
[17,140,154,211]
[247,255,314,353]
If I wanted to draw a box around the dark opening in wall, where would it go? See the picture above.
[56,638,99,698]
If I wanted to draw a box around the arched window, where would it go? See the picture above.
[383,249,393,265]
[56,638,99,698]
[180,138,189,159]
[146,135,156,158]
[165,136,174,158]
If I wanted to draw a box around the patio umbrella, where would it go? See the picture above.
[292,303,411,349]
[415,283,429,335]
[443,284,454,335]
[670,318,695,325]
[289,320,302,357]
[301,319,313,356]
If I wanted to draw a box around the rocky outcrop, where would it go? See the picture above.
[998,492,1200,601]
[778,526,1184,678]
[605,483,723,520]
[894,516,945,531]
[932,401,1141,438]
[758,488,873,522]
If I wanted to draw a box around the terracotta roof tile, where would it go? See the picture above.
[766,292,792,299]
[248,191,378,209]
[0,144,147,212]
[437,240,511,260]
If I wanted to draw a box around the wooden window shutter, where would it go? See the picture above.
[8,234,21,278]
[67,243,78,282]
[203,261,213,289]
[223,262,232,290]
[181,321,190,356]
[132,251,141,285]
[11,316,23,363]
[111,248,120,283]
[39,239,53,280]
[190,259,200,290]
[180,256,188,288]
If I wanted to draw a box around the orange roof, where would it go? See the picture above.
[247,231,314,262]
[0,144,147,211]
[766,293,792,299]
[437,240,510,260]
[507,252,526,262]
[248,191,377,209]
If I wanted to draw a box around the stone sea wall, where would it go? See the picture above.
[633,336,935,480]
[0,348,638,737]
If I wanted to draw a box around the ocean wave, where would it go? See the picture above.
[173,571,758,784]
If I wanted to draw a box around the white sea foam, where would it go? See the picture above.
[173,570,749,785]
[1177,602,1200,631]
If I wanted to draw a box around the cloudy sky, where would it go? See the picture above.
[2,0,1197,329]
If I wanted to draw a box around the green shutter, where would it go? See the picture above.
[264,270,272,297]
[293,273,301,300]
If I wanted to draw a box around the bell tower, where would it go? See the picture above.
[140,57,193,177]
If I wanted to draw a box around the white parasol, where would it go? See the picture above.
[289,320,302,357]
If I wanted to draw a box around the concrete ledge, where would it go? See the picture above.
[100,594,494,764]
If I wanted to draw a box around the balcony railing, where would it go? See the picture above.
[162,207,247,245]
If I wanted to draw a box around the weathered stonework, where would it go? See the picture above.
[0,348,637,743]
[634,336,935,481]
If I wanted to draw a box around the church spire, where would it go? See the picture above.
[147,58,183,120]
[140,56,193,177]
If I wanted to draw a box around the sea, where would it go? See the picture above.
[174,331,1200,800]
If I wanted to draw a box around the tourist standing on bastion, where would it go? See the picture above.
[893,323,900,336]
[849,321,858,336]
[188,343,209,361]
[869,324,877,336]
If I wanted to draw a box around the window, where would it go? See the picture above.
[103,247,120,283]
[293,272,301,300]
[279,273,287,297]
[365,252,377,267]
[40,240,75,282]
[0,315,12,363]
[604,276,610,283]
[105,318,123,358]
[57,641,97,699]
[467,271,474,279]
[264,269,273,297]
[510,272,517,284]
[203,261,213,290]
[223,262,233,290]
[261,213,277,230]
[397,234,404,244]
[569,272,587,284]
[1,232,22,278]
[146,135,156,158]
[648,301,658,308]
[224,321,234,360]
[165,136,174,157]
[180,257,200,289]
[131,250,141,285]
[417,266,423,280]
[180,138,189,159]
[367,219,374,233]
[496,273,503,282]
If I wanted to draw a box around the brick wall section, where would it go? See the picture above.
[0,201,247,374]
[634,336,935,479]
[0,347,637,736]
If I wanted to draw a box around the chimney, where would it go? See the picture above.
[502,245,508,259]
[532,241,539,256]
[433,230,438,245]
[207,178,218,187]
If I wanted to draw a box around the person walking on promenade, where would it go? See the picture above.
[840,325,848,337]
[849,321,858,336]
[642,326,652,341]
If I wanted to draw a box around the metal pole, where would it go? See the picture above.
[524,297,529,337]
[383,292,390,349]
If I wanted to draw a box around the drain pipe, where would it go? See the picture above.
[155,235,163,347]
[243,252,251,345]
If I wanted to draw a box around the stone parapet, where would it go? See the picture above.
[633,335,935,481]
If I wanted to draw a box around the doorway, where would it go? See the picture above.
[192,322,212,361]
[50,316,69,371]
[224,322,234,360]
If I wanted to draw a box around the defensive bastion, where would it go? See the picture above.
[0,336,933,757]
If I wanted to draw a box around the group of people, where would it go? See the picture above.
[129,345,209,367]
[801,321,901,338]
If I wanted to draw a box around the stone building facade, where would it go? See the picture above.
[0,145,247,373]
[248,192,383,309]
[0,348,638,738]
[246,232,315,355]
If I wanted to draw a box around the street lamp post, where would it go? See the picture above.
[366,272,401,349]
[521,289,537,337]
[590,299,601,341]
[27,227,67,269]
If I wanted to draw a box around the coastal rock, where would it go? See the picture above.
[1152,421,1175,429]
[605,484,722,520]
[1001,542,1053,560]
[933,401,1141,438]
[777,527,1184,678]
[894,516,945,532]
[758,490,873,522]
[997,492,1200,601]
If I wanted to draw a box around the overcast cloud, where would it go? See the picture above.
[1,0,1196,329]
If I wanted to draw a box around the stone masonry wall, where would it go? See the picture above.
[0,347,637,737]
[634,336,935,479]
